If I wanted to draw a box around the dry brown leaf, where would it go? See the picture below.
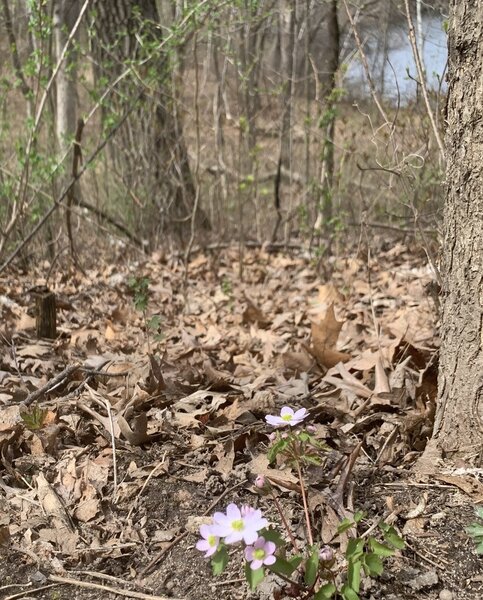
[403,492,428,520]
[374,356,391,394]
[74,484,100,522]
[310,304,351,368]
[36,472,78,554]
[402,516,427,536]
[104,320,117,340]
[248,454,298,491]
[15,312,36,331]
[309,284,345,318]
[242,297,270,327]
[17,342,52,358]
[281,351,315,374]
[435,474,483,502]
[117,413,151,445]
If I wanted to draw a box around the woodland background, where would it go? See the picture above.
[0,0,448,267]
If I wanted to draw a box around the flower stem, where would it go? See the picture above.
[271,490,299,551]
[295,460,313,547]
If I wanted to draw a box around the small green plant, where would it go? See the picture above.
[20,405,48,431]
[129,276,150,312]
[221,277,233,298]
[195,407,404,599]
[128,276,164,345]
[466,507,483,554]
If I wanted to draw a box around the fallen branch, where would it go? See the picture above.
[48,574,181,600]
[22,364,81,407]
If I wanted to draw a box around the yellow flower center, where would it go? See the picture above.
[282,414,293,421]
[232,519,244,531]
[253,548,266,560]
[208,535,217,547]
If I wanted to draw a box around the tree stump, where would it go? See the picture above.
[36,292,56,339]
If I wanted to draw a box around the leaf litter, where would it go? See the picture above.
[0,245,481,599]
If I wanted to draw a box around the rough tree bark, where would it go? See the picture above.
[53,0,80,155]
[427,0,483,461]
[90,0,206,244]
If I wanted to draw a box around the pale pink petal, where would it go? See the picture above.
[226,503,241,519]
[293,408,308,421]
[245,546,254,561]
[265,541,276,555]
[265,415,284,426]
[196,539,210,551]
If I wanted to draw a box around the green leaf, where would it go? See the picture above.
[341,583,360,600]
[379,523,405,550]
[363,553,383,576]
[261,528,284,547]
[476,541,483,554]
[304,545,320,587]
[353,511,365,523]
[268,556,303,577]
[267,437,291,463]
[347,559,361,592]
[298,431,310,442]
[211,547,229,575]
[337,517,354,534]
[368,538,395,558]
[314,583,337,599]
[20,406,48,431]
[346,538,364,561]
[476,506,483,520]
[148,314,162,330]
[302,454,322,466]
[466,524,483,537]
[244,563,265,590]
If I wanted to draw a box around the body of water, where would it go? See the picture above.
[344,15,448,103]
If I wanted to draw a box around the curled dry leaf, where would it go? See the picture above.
[310,304,351,368]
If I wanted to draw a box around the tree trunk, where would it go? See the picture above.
[89,0,206,245]
[431,0,483,458]
[53,0,80,155]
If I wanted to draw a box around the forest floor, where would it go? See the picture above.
[0,243,482,600]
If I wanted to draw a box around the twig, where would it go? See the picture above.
[0,102,138,273]
[0,0,92,256]
[335,441,363,503]
[341,0,389,126]
[66,118,85,266]
[295,461,313,547]
[86,385,118,501]
[405,541,448,570]
[68,570,154,591]
[403,0,445,160]
[48,574,181,600]
[0,165,143,250]
[22,363,81,406]
[270,490,299,551]
[5,583,58,600]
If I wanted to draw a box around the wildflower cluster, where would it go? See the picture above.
[196,502,276,577]
[195,406,404,599]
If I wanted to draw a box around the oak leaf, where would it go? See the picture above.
[310,304,350,368]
